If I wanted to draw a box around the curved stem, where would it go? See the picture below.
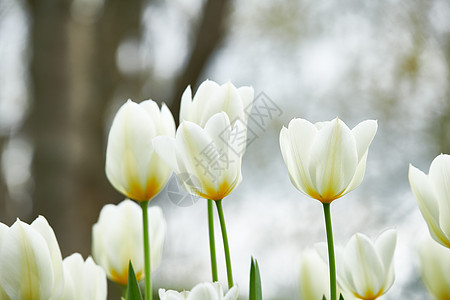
[215,199,234,289]
[208,199,218,282]
[323,203,336,300]
[140,201,152,300]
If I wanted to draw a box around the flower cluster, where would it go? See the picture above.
[0,78,449,300]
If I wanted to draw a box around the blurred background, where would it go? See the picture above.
[0,0,449,299]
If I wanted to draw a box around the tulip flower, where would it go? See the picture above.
[299,249,355,300]
[105,99,175,203]
[418,236,450,300]
[409,154,450,248]
[154,112,244,288]
[334,229,397,300]
[159,282,238,300]
[0,216,64,300]
[180,80,254,127]
[279,117,378,204]
[92,200,166,286]
[280,117,377,300]
[61,253,107,300]
[105,99,174,300]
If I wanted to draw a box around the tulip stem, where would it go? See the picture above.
[215,199,234,289]
[323,203,336,300]
[140,200,152,300]
[208,199,218,282]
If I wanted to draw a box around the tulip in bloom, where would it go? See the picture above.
[92,199,166,285]
[0,216,64,300]
[153,112,245,200]
[418,236,450,300]
[409,154,450,247]
[159,282,238,300]
[180,80,254,127]
[279,117,377,203]
[105,99,175,202]
[299,249,355,300]
[333,229,397,300]
[61,253,107,300]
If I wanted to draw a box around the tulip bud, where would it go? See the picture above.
[105,99,175,202]
[0,216,64,300]
[61,253,107,300]
[92,200,166,285]
[279,117,377,203]
[409,154,450,248]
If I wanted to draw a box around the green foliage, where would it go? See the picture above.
[126,261,143,300]
[339,293,345,300]
[249,257,262,300]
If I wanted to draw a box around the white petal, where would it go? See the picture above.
[224,286,239,300]
[0,220,54,299]
[237,86,254,118]
[191,80,220,125]
[409,164,450,246]
[180,85,193,123]
[200,82,245,127]
[374,229,397,289]
[160,103,176,137]
[153,136,180,174]
[188,283,219,300]
[279,119,318,197]
[31,216,64,299]
[308,118,358,201]
[351,120,378,162]
[429,154,450,241]
[344,233,384,298]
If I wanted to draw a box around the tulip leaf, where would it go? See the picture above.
[339,294,345,300]
[126,261,143,300]
[249,257,262,300]
[322,296,327,300]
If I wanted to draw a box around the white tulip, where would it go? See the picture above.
[153,112,245,200]
[92,200,166,285]
[333,229,397,300]
[280,117,377,203]
[180,80,254,127]
[61,253,107,300]
[409,154,450,248]
[105,99,175,202]
[418,236,450,300]
[159,282,238,300]
[0,216,64,300]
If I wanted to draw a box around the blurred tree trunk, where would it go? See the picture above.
[170,0,230,123]
[27,0,143,258]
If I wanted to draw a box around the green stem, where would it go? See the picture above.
[140,201,152,300]
[323,203,336,300]
[208,199,218,282]
[215,199,234,289]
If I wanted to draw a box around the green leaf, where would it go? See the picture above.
[249,257,262,300]
[322,296,327,300]
[126,261,143,300]
[339,293,345,300]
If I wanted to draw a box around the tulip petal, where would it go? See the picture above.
[351,120,378,162]
[200,82,245,127]
[191,80,221,125]
[409,164,450,246]
[0,220,54,300]
[188,282,219,300]
[344,233,384,298]
[180,85,193,123]
[153,136,180,174]
[309,118,358,202]
[31,216,65,299]
[237,86,254,118]
[429,154,450,241]
[224,286,239,300]
[161,103,176,137]
[374,229,396,290]
[279,119,318,198]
